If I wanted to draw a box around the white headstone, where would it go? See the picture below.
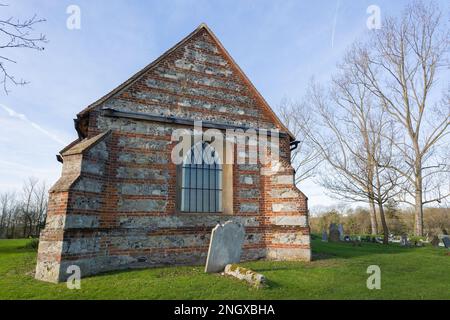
[205,221,245,273]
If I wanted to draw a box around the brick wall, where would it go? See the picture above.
[35,25,310,283]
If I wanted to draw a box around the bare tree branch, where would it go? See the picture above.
[0,4,47,93]
[345,1,449,235]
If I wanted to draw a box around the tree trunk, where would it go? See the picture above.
[369,198,378,235]
[22,220,27,238]
[414,167,424,236]
[0,214,4,238]
[378,202,389,245]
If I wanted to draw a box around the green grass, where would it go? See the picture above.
[0,238,448,299]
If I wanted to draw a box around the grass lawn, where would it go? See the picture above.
[0,237,448,300]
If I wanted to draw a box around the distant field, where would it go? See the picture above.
[0,238,448,299]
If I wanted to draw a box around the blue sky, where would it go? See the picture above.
[0,0,445,208]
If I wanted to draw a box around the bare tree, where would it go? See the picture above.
[298,71,401,243]
[278,98,322,184]
[370,112,404,243]
[0,191,15,237]
[0,191,19,238]
[33,180,48,235]
[0,178,48,239]
[348,1,450,235]
[20,177,38,237]
[0,3,46,93]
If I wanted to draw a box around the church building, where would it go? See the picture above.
[35,24,310,283]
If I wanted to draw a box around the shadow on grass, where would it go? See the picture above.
[264,279,282,290]
[75,264,206,283]
[312,252,337,261]
[311,239,425,260]
[0,246,35,254]
[250,265,302,273]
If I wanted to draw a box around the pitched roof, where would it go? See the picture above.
[77,23,295,140]
[61,130,110,156]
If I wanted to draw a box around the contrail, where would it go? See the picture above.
[0,103,67,146]
[331,0,341,49]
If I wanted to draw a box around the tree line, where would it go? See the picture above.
[310,202,449,238]
[0,178,48,239]
[281,1,449,242]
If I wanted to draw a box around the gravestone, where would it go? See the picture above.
[338,224,345,241]
[205,221,245,273]
[322,230,328,242]
[329,224,340,242]
[443,237,450,249]
[400,234,408,246]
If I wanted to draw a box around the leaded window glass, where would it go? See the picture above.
[180,142,222,212]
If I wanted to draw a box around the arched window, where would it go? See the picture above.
[180,142,222,212]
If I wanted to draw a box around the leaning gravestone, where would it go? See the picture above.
[329,223,340,242]
[338,224,345,241]
[205,221,245,273]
